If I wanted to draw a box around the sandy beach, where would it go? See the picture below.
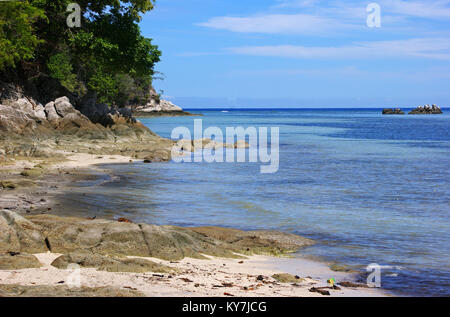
[0,252,386,297]
[0,152,388,297]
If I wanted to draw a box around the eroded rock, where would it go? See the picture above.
[0,284,144,297]
[0,253,42,270]
[0,210,47,254]
[51,250,176,273]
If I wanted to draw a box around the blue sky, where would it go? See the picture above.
[140,0,450,108]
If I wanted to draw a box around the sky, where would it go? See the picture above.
[140,0,450,108]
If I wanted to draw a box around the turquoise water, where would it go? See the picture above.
[64,109,450,296]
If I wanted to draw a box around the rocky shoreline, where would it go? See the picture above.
[0,205,385,297]
[0,152,388,297]
[0,83,386,297]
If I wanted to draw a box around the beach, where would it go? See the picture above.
[0,150,387,297]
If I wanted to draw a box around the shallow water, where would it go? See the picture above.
[61,109,450,296]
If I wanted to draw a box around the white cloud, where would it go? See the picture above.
[197,0,450,36]
[196,13,355,35]
[273,0,318,8]
[382,0,450,19]
[228,38,450,60]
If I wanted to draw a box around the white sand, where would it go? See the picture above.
[0,253,387,297]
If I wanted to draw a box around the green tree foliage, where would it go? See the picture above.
[0,1,46,69]
[0,0,160,107]
[47,50,79,92]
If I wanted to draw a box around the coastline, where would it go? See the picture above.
[0,154,388,297]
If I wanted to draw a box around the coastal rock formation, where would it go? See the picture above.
[0,83,175,162]
[382,108,405,115]
[0,284,144,297]
[51,250,176,273]
[0,210,48,254]
[409,104,443,114]
[131,88,192,116]
[0,210,313,268]
[0,253,42,270]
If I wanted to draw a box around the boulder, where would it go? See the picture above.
[76,92,112,125]
[0,104,38,134]
[0,253,42,270]
[272,273,305,283]
[409,105,443,114]
[143,149,172,163]
[0,284,144,297]
[382,108,404,115]
[44,101,60,121]
[0,210,47,254]
[51,250,176,273]
[54,96,77,117]
[34,104,47,121]
[26,214,314,261]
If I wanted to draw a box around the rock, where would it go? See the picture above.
[76,92,113,126]
[190,227,314,256]
[51,250,176,273]
[409,104,443,115]
[135,99,183,113]
[338,281,369,288]
[0,253,42,270]
[132,90,193,117]
[0,284,144,297]
[24,214,313,261]
[271,273,305,283]
[54,97,77,117]
[0,210,47,254]
[309,287,331,296]
[143,149,171,163]
[20,166,44,178]
[0,104,39,134]
[382,108,404,115]
[118,107,133,119]
[44,101,60,121]
[34,104,47,121]
[0,181,18,190]
[329,263,354,272]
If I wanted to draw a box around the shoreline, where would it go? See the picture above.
[0,252,387,297]
[0,153,389,297]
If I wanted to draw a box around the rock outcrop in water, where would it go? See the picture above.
[131,88,193,117]
[382,108,405,115]
[409,104,443,115]
[382,104,444,115]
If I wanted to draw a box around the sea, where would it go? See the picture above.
[59,108,450,296]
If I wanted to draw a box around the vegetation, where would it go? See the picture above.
[0,0,161,107]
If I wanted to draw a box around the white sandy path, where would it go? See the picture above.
[0,253,387,297]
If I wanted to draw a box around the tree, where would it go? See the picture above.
[0,0,160,108]
[0,1,46,70]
